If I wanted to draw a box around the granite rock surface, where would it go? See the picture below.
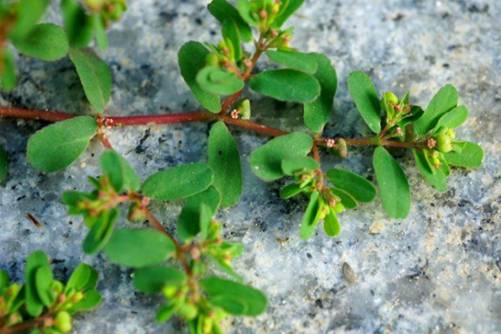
[0,0,500,333]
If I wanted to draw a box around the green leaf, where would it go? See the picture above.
[201,276,267,316]
[330,188,357,209]
[179,41,221,113]
[413,149,448,192]
[133,266,186,293]
[13,23,69,61]
[236,0,259,27]
[222,19,242,61]
[92,15,108,51]
[27,116,98,172]
[414,84,458,135]
[177,187,221,241]
[104,228,176,268]
[71,290,102,311]
[156,303,178,323]
[280,183,304,199]
[433,106,468,132]
[69,48,112,113]
[281,156,319,176]
[196,66,244,96]
[208,122,242,207]
[61,0,94,48]
[303,53,337,133]
[324,209,341,237]
[83,209,118,254]
[266,50,318,74]
[300,191,321,240]
[373,147,410,218]
[9,0,50,41]
[0,269,9,291]
[142,163,214,201]
[272,0,304,28]
[100,150,140,193]
[0,145,7,183]
[0,49,16,91]
[66,264,98,293]
[444,141,484,169]
[35,265,54,306]
[347,71,381,133]
[208,0,252,41]
[24,250,50,317]
[249,69,321,103]
[326,168,376,203]
[249,132,313,181]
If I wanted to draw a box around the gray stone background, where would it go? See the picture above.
[1,0,500,333]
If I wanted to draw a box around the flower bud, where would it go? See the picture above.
[383,91,399,106]
[206,53,220,67]
[127,203,146,222]
[436,129,453,153]
[334,202,345,214]
[162,285,178,299]
[71,291,84,303]
[238,99,251,120]
[55,311,72,333]
[336,138,348,158]
[178,304,198,320]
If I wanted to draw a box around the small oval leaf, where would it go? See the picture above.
[250,69,321,103]
[347,71,381,134]
[104,228,176,268]
[142,163,214,201]
[208,122,242,207]
[326,168,376,203]
[69,48,112,113]
[201,276,267,316]
[27,116,98,172]
[373,147,411,218]
[13,23,69,61]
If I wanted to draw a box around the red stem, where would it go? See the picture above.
[0,107,425,149]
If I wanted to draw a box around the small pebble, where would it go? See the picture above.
[342,262,357,284]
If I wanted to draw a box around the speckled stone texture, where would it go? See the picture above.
[1,0,500,333]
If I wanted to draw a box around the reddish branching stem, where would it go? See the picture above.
[0,107,425,149]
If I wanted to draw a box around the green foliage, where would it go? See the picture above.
[1,2,487,333]
[105,228,176,268]
[82,208,118,254]
[0,49,16,91]
[177,187,221,241]
[444,141,484,169]
[69,48,112,112]
[0,251,101,333]
[0,145,7,183]
[100,149,141,192]
[373,147,410,218]
[299,191,321,240]
[250,132,313,181]
[27,116,98,172]
[12,23,69,61]
[347,71,381,133]
[179,41,221,113]
[414,84,458,135]
[266,50,318,74]
[303,53,337,133]
[208,122,242,207]
[61,0,96,48]
[142,163,214,201]
[250,69,320,103]
[8,0,50,41]
[133,266,186,294]
[208,0,252,42]
[326,168,376,203]
[197,66,244,96]
[200,276,267,316]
